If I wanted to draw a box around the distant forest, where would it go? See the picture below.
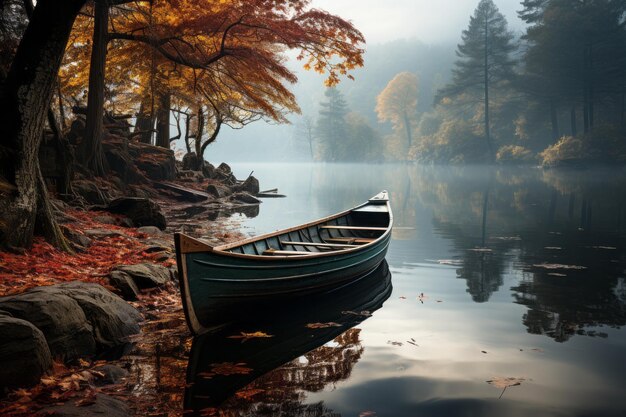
[299,0,626,167]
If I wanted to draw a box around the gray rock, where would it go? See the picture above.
[0,316,53,390]
[0,283,142,362]
[53,282,142,351]
[231,192,261,204]
[108,271,140,300]
[182,152,201,171]
[41,393,130,417]
[93,215,118,225]
[113,263,171,289]
[236,175,260,195]
[0,290,96,361]
[136,226,163,235]
[106,197,166,230]
[92,364,129,386]
[62,226,93,249]
[206,183,232,199]
[73,180,109,205]
[201,161,215,179]
[217,162,232,174]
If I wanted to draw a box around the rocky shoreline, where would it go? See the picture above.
[0,116,269,415]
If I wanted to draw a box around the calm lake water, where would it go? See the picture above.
[186,163,626,417]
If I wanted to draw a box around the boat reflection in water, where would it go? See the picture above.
[183,261,392,416]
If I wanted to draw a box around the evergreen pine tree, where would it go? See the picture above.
[437,0,516,161]
[316,87,349,161]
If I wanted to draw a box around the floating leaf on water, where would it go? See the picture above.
[235,388,265,400]
[407,339,418,347]
[531,348,544,352]
[481,350,488,354]
[399,296,407,299]
[227,331,273,342]
[306,322,342,329]
[387,340,403,346]
[209,362,253,376]
[533,263,587,270]
[486,376,525,399]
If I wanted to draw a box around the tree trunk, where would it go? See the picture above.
[570,105,578,137]
[155,92,171,148]
[550,99,560,141]
[200,117,222,158]
[134,100,155,144]
[184,112,193,154]
[483,19,493,162]
[82,0,108,175]
[0,0,84,249]
[402,112,412,150]
[194,106,204,160]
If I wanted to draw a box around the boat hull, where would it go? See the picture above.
[174,191,393,335]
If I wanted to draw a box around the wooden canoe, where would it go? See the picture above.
[174,190,393,335]
[184,261,392,411]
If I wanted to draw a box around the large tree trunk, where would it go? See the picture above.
[155,92,171,148]
[81,0,109,175]
[194,106,205,161]
[200,117,223,160]
[402,112,412,150]
[0,0,84,250]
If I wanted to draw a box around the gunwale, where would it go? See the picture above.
[177,191,392,261]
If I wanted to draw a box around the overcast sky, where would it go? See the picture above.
[311,0,525,45]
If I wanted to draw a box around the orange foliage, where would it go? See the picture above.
[0,210,170,296]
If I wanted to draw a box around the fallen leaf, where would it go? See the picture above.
[235,388,265,400]
[227,331,273,342]
[341,310,372,317]
[486,377,525,399]
[481,351,488,354]
[387,340,403,346]
[306,322,342,329]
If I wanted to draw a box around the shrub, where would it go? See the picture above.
[496,145,536,165]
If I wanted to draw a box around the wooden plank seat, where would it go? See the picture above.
[320,226,387,231]
[323,237,376,245]
[263,249,317,256]
[280,241,358,249]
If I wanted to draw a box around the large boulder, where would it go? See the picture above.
[0,290,96,361]
[52,282,142,352]
[108,271,140,300]
[106,197,166,230]
[236,175,260,195]
[0,283,142,362]
[112,263,171,289]
[0,316,53,390]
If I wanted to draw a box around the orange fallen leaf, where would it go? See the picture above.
[227,331,273,342]
[306,322,342,329]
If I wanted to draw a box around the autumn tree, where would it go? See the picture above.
[376,72,419,150]
[437,0,516,161]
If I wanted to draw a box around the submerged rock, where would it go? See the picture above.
[231,192,261,204]
[0,316,53,390]
[206,183,232,199]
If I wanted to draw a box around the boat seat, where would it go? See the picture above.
[263,249,317,256]
[280,241,357,249]
[320,226,387,231]
[324,237,375,245]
